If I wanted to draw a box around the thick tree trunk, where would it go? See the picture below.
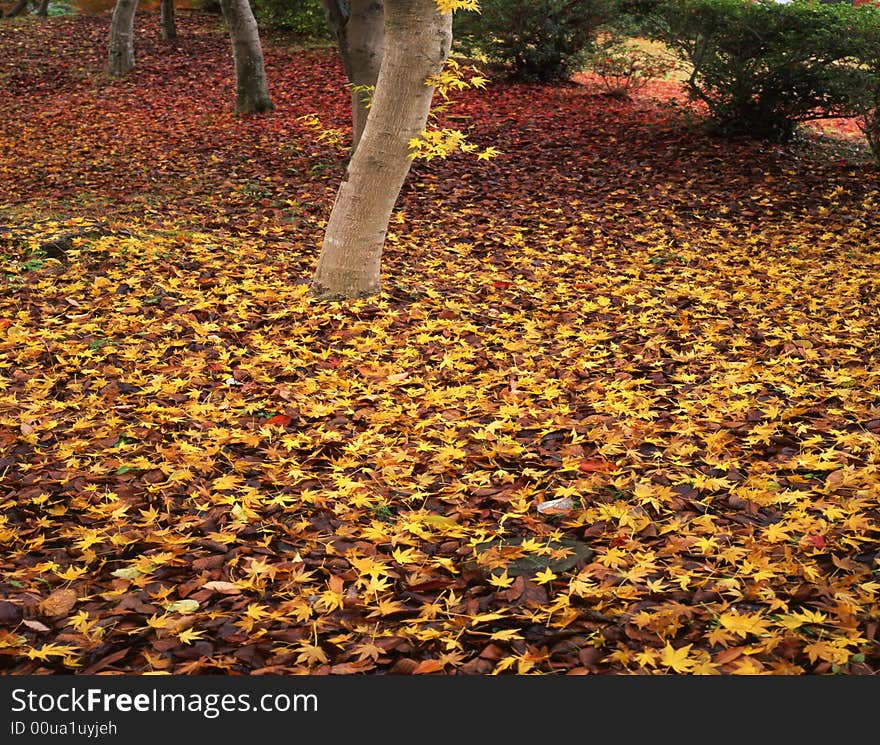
[322,0,385,153]
[4,0,29,17]
[36,0,50,17]
[160,0,176,40]
[311,0,451,298]
[220,0,273,114]
[108,0,138,78]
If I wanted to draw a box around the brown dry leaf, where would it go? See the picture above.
[412,659,446,674]
[202,581,242,595]
[82,647,130,675]
[330,660,376,674]
[0,601,22,626]
[39,588,77,617]
[21,619,51,633]
[714,647,744,665]
[389,658,419,674]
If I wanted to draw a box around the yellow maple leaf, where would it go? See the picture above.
[489,629,523,641]
[717,611,772,638]
[353,642,383,662]
[435,0,479,13]
[660,642,695,673]
[176,628,206,645]
[488,570,515,588]
[54,564,87,581]
[296,643,328,666]
[27,643,81,661]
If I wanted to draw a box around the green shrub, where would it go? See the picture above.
[193,0,331,39]
[453,0,617,82]
[850,12,880,161]
[248,0,330,38]
[647,0,872,141]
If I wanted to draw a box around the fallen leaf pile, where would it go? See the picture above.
[1,10,879,675]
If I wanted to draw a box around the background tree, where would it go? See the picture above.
[321,0,386,153]
[161,0,177,40]
[4,0,29,17]
[108,0,138,77]
[220,0,274,113]
[310,0,455,298]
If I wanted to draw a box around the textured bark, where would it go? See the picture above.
[311,0,451,298]
[322,0,385,153]
[220,0,273,114]
[36,0,50,17]
[160,0,176,41]
[5,0,29,17]
[107,0,138,78]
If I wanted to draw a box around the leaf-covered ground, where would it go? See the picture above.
[1,11,879,675]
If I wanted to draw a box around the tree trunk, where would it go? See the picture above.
[160,0,176,40]
[220,0,273,114]
[322,0,386,154]
[108,0,138,78]
[4,0,29,17]
[36,0,50,17]
[311,0,452,298]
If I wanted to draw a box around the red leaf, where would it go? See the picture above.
[265,414,292,427]
[578,459,616,473]
[807,534,826,549]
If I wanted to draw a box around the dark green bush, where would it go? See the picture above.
[192,0,222,14]
[647,0,873,141]
[850,11,880,161]
[453,0,617,82]
[248,0,330,38]
[193,0,331,39]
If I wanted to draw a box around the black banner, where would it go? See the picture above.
[0,674,875,742]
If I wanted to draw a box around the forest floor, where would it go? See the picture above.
[1,10,879,675]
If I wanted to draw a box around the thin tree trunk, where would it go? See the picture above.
[160,0,176,40]
[346,0,384,152]
[311,0,451,298]
[4,0,29,17]
[322,0,385,154]
[108,0,138,78]
[36,0,50,17]
[220,0,273,114]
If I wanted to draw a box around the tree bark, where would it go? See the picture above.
[322,0,386,153]
[220,0,273,114]
[108,0,138,78]
[36,0,50,17]
[311,0,451,298]
[160,0,176,41]
[4,0,29,17]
